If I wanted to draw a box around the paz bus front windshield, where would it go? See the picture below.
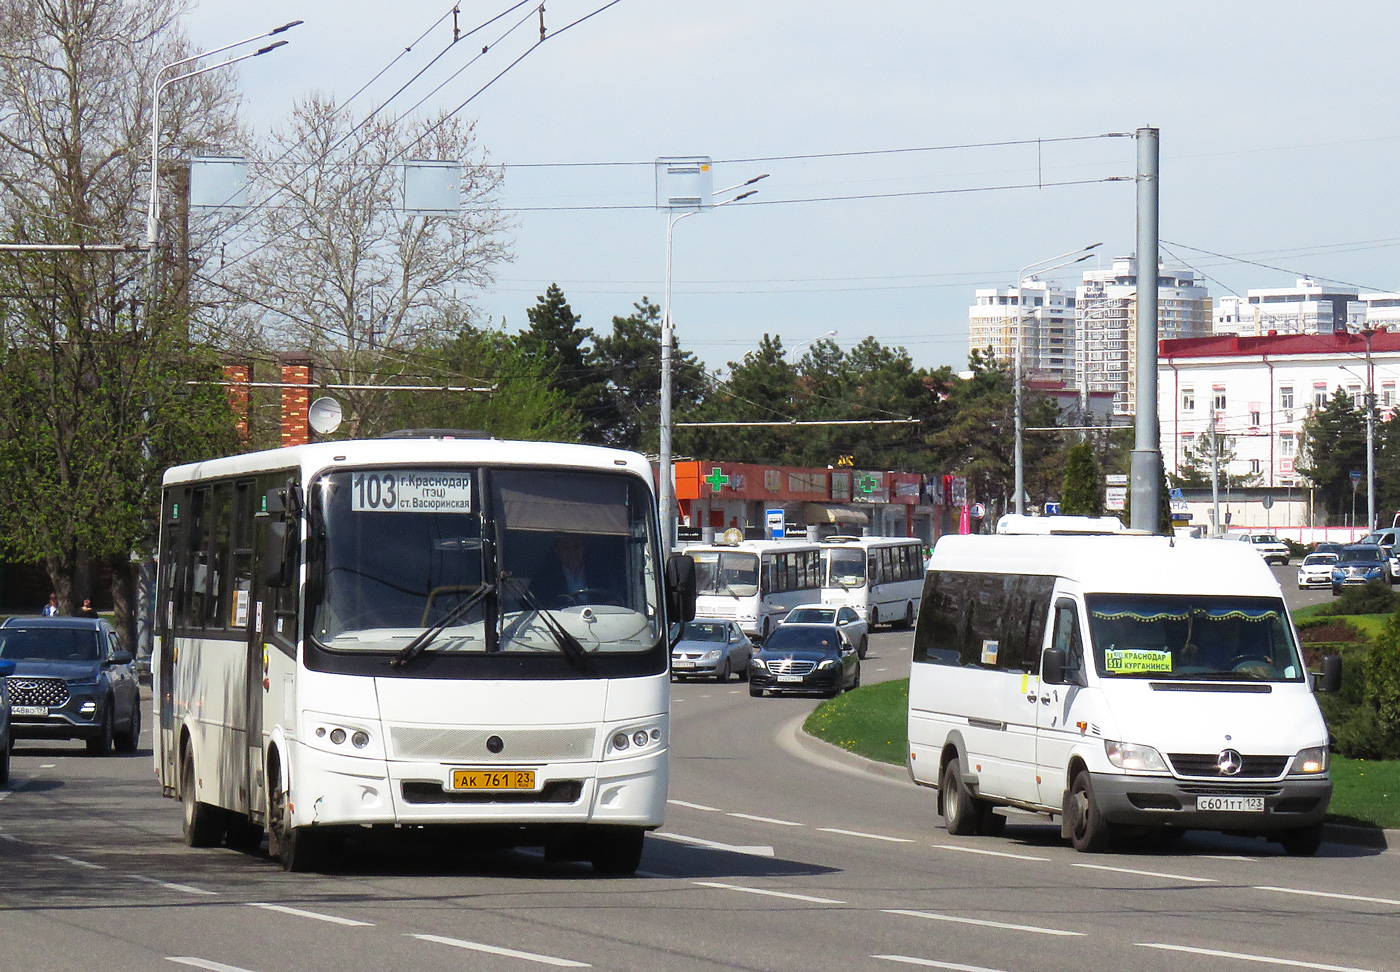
[692,551,759,598]
[824,549,866,588]
[310,467,664,660]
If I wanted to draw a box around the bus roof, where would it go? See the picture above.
[162,438,654,489]
[928,533,1281,598]
[681,539,820,555]
[817,536,922,548]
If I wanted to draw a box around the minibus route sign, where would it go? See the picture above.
[352,470,473,513]
[1104,648,1172,674]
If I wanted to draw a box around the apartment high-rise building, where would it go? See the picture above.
[967,279,1076,382]
[1211,278,1364,336]
[1076,256,1211,415]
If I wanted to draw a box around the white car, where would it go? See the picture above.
[1297,552,1338,589]
[781,603,869,658]
[1234,532,1291,566]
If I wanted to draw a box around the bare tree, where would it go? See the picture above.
[0,0,243,626]
[223,96,511,436]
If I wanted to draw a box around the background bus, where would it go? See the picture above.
[820,536,924,628]
[154,436,693,873]
[681,539,822,641]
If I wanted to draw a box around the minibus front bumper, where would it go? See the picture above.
[1089,772,1331,830]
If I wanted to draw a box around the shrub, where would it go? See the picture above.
[1284,538,1309,560]
[1369,612,1400,736]
[1315,621,1400,760]
[1318,581,1400,617]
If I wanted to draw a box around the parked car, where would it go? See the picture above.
[1297,552,1339,589]
[0,658,13,784]
[748,623,860,698]
[670,619,754,682]
[1331,545,1390,596]
[1233,532,1291,566]
[0,617,140,755]
[781,603,870,658]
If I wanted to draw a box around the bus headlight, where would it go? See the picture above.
[304,711,380,758]
[606,722,666,758]
[1105,740,1168,773]
[1289,747,1328,775]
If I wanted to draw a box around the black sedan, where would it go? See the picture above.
[0,617,141,755]
[748,623,860,698]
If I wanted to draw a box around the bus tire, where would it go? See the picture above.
[760,618,771,642]
[589,826,645,876]
[1278,822,1324,857]
[225,816,265,852]
[941,760,978,836]
[869,606,880,629]
[1065,769,1114,853]
[180,747,225,848]
[899,602,915,630]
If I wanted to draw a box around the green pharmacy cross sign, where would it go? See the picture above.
[704,467,731,493]
[855,473,880,494]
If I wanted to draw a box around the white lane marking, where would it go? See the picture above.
[730,689,741,694]
[168,959,261,972]
[1256,885,1400,908]
[877,667,888,672]
[0,833,20,843]
[820,827,914,843]
[1071,862,1216,883]
[727,811,803,827]
[667,799,722,812]
[875,957,1011,972]
[412,933,590,968]
[934,844,1050,862]
[1203,855,1258,862]
[655,833,775,857]
[694,881,845,905]
[40,763,55,769]
[885,909,1085,938]
[248,903,372,926]
[130,875,217,896]
[1138,942,1381,972]
[51,853,106,869]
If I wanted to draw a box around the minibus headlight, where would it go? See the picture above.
[1104,740,1168,773]
[1290,747,1328,775]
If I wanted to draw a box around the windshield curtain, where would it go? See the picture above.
[0,627,101,661]
[1085,594,1303,682]
[825,549,866,588]
[692,551,759,598]
[308,466,665,676]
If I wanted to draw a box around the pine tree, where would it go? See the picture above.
[1060,441,1103,516]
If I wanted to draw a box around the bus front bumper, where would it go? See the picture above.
[1088,772,1331,831]
[290,742,668,830]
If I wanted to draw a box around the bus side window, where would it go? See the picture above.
[1051,599,1085,679]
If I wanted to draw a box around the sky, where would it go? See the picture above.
[184,0,1400,373]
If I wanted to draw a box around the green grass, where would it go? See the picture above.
[804,677,1400,829]
[804,678,908,765]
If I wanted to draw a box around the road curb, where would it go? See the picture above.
[780,714,911,788]
[790,721,1398,852]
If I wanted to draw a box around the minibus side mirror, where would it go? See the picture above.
[263,520,295,588]
[1317,653,1343,694]
[1041,648,1066,685]
[666,554,697,624]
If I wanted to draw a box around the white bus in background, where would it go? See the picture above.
[154,434,694,873]
[681,539,822,641]
[820,536,924,629]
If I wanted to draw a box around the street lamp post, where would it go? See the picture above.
[1013,244,1101,514]
[657,174,768,550]
[1364,327,1377,532]
[788,330,837,362]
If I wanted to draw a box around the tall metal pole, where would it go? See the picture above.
[1130,127,1162,532]
[1013,298,1026,515]
[1210,404,1221,537]
[1365,327,1376,532]
[658,210,692,552]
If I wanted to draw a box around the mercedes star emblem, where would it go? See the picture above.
[1216,749,1243,776]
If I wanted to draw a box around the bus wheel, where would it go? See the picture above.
[869,606,880,629]
[269,777,323,872]
[941,760,978,836]
[589,826,645,876]
[899,602,915,630]
[760,618,770,642]
[225,816,265,853]
[1065,769,1114,853]
[180,748,225,848]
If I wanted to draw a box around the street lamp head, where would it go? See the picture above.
[745,173,771,186]
[255,39,289,56]
[730,189,758,203]
[271,20,304,34]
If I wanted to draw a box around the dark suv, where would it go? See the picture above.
[0,617,140,755]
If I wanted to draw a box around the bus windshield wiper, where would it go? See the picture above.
[391,582,495,668]
[504,576,592,672]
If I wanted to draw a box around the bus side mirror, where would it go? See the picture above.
[264,520,295,588]
[1317,653,1343,694]
[1042,647,1067,685]
[666,554,697,624]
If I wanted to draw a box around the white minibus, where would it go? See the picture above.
[154,435,694,873]
[819,536,924,628]
[906,532,1341,855]
[682,539,821,641]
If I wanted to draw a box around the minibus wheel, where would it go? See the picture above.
[1066,769,1113,852]
[941,761,979,836]
[180,747,225,848]
[1278,822,1324,857]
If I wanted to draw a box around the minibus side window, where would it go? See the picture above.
[1051,599,1085,681]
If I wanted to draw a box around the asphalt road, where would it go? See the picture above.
[2,620,1398,972]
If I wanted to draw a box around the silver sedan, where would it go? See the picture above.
[670,619,754,682]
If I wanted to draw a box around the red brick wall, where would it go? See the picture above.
[222,363,250,441]
[280,359,312,447]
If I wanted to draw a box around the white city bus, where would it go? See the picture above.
[681,539,822,641]
[820,536,924,629]
[153,435,692,873]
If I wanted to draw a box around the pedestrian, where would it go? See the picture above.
[41,593,59,617]
[77,598,99,619]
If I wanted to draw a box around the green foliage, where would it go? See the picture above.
[1060,441,1103,516]
[1368,610,1400,738]
[1169,431,1259,489]
[516,284,614,442]
[1121,460,1174,534]
[589,298,706,452]
[1317,581,1399,617]
[1299,389,1368,519]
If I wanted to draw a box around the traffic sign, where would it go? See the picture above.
[1044,502,1061,515]
[766,509,786,539]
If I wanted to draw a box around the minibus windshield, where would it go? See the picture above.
[1085,594,1303,681]
[692,551,759,598]
[825,549,866,588]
